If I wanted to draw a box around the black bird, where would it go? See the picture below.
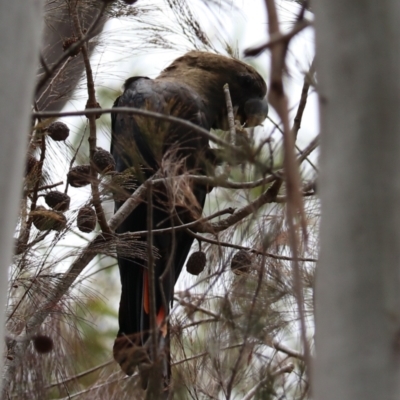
[111,51,268,388]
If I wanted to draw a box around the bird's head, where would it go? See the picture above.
[158,51,268,129]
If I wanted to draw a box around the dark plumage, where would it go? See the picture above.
[111,51,267,388]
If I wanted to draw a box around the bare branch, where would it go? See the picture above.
[71,1,110,235]
[209,178,282,233]
[244,19,311,57]
[264,0,312,380]
[33,107,236,151]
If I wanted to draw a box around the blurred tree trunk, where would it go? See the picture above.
[314,1,400,399]
[0,0,45,390]
[37,0,107,111]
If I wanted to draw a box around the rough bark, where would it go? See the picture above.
[314,1,400,399]
[0,0,45,391]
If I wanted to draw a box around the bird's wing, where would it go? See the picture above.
[111,76,210,377]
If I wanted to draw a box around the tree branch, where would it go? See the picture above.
[71,1,110,235]
[244,19,311,57]
[33,107,237,151]
[209,178,282,233]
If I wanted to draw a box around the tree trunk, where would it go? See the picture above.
[314,1,400,399]
[0,0,45,392]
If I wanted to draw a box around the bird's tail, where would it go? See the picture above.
[113,266,171,393]
[139,269,171,390]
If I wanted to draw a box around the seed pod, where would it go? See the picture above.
[67,165,91,187]
[93,148,116,173]
[45,191,70,212]
[33,335,53,354]
[77,206,96,233]
[47,121,70,141]
[31,206,67,231]
[62,36,81,57]
[186,251,206,276]
[230,250,252,275]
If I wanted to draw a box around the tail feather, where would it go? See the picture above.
[113,187,207,389]
[114,259,171,387]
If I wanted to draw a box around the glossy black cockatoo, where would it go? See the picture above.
[111,51,268,385]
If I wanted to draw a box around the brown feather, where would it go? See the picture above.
[111,51,268,387]
[158,51,267,129]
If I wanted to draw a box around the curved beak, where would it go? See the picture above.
[244,98,269,127]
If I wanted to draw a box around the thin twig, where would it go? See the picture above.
[14,231,49,256]
[223,83,236,145]
[33,108,238,152]
[29,181,64,193]
[244,19,311,57]
[222,83,236,175]
[36,58,71,105]
[177,318,217,331]
[297,135,319,164]
[264,0,312,383]
[35,2,107,94]
[39,53,50,75]
[272,339,304,360]
[44,360,114,390]
[267,116,318,172]
[71,0,110,234]
[292,58,316,139]
[241,363,294,400]
[18,127,46,255]
[120,207,235,237]
[265,0,307,236]
[175,298,220,320]
[65,122,87,194]
[272,362,295,377]
[209,178,282,233]
[188,231,317,262]
[172,342,246,367]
